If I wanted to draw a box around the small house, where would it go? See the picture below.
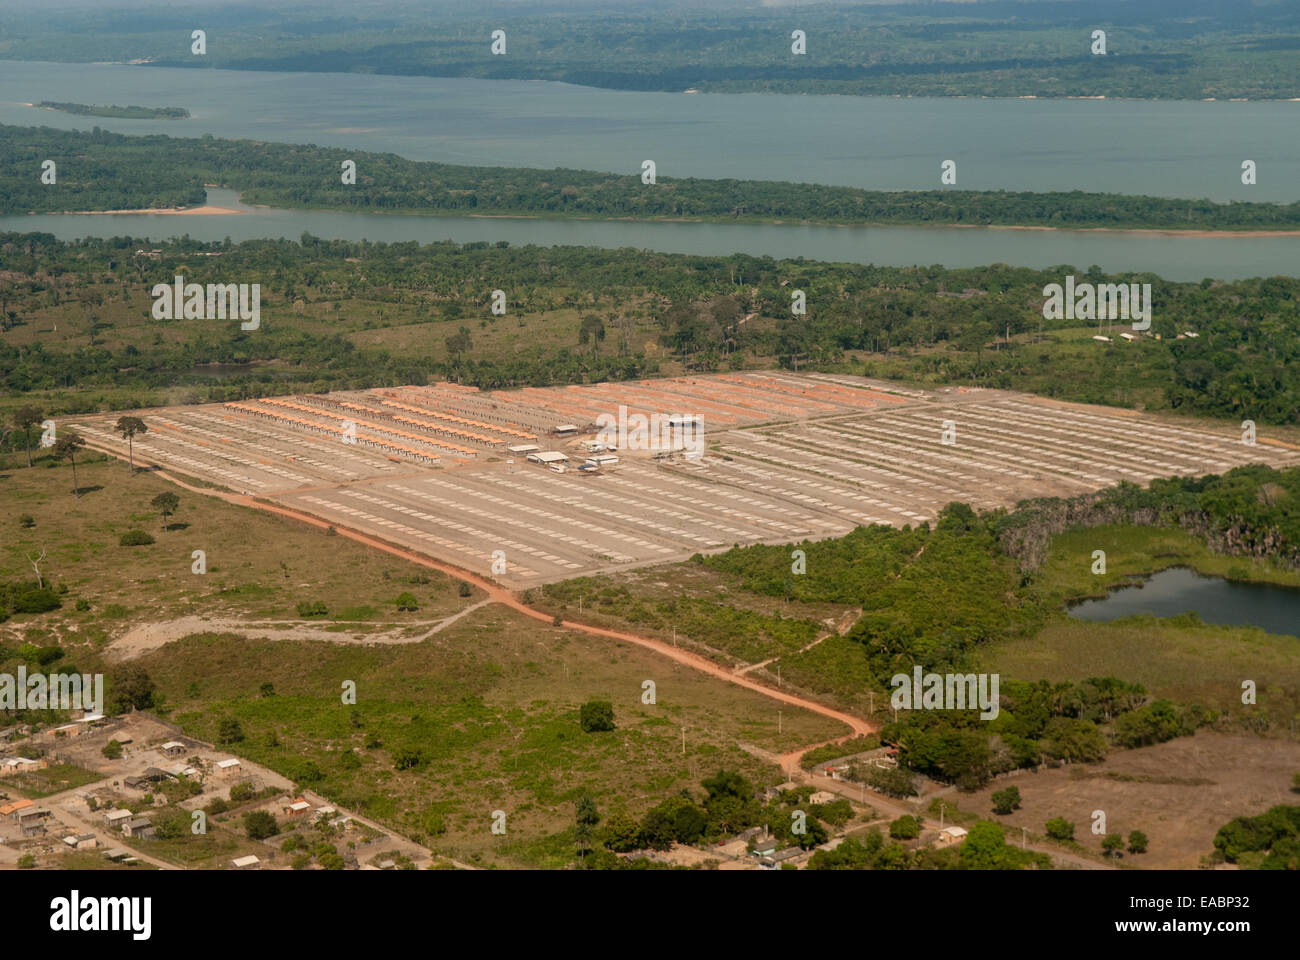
[937,826,969,846]
[283,797,312,817]
[231,855,261,870]
[123,817,156,839]
[1,798,35,819]
[63,833,98,851]
[159,741,187,758]
[215,758,241,777]
[104,809,133,827]
[751,837,778,858]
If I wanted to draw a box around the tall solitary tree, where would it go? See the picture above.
[11,405,43,468]
[115,415,148,475]
[151,491,180,531]
[53,430,86,497]
[574,794,600,867]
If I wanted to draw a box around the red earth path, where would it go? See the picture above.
[86,443,876,765]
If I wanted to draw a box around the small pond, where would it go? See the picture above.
[1067,566,1300,638]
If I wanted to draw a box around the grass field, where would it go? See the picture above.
[2,453,847,868]
[136,603,844,868]
[0,455,478,649]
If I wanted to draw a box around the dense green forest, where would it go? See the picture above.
[36,102,189,120]
[2,231,1299,427]
[2,0,1298,100]
[5,123,1300,231]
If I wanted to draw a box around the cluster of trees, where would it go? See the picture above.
[808,820,1050,870]
[11,1,1297,100]
[588,770,849,865]
[1213,804,1300,868]
[998,465,1300,572]
[8,124,1300,231]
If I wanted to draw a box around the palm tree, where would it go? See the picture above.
[53,430,87,497]
[115,415,148,475]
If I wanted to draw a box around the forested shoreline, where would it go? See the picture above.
[5,124,1300,232]
[3,0,1299,100]
[2,232,1297,428]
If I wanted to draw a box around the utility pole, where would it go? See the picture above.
[681,727,685,755]
[778,710,782,735]
[939,801,946,830]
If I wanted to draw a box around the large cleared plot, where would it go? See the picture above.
[72,377,1300,587]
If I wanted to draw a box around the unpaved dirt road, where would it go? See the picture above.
[105,600,494,661]
[82,444,876,758]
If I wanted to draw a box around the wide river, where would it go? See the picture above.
[2,60,1298,279]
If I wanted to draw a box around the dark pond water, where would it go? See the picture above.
[1068,566,1300,638]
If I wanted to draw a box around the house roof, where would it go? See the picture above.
[160,741,186,750]
[0,799,34,815]
[105,809,133,821]
[231,855,260,867]
[767,847,803,862]
[215,758,241,768]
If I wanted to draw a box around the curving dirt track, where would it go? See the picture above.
[82,443,876,759]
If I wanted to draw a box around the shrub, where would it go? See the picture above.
[119,530,155,546]
[75,598,90,611]
[1101,834,1125,857]
[992,786,1021,815]
[580,699,616,733]
[889,815,920,840]
[101,739,123,760]
[392,747,424,770]
[296,600,328,617]
[394,592,419,611]
[864,764,917,798]
[458,581,473,597]
[11,586,60,613]
[19,514,35,528]
[243,810,279,840]
[421,809,447,836]
[1128,830,1148,854]
[1045,817,1075,842]
[228,782,255,803]
[217,717,244,744]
